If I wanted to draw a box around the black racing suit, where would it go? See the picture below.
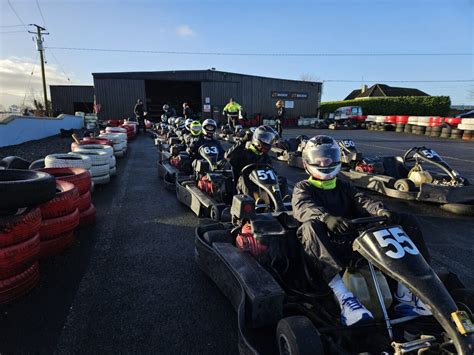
[225,141,287,199]
[163,108,176,118]
[188,135,225,161]
[275,107,285,136]
[292,178,430,283]
[134,103,145,133]
[183,107,194,119]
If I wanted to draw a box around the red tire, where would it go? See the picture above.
[39,231,75,259]
[38,168,92,195]
[0,233,40,279]
[39,180,79,219]
[0,208,41,248]
[396,115,409,124]
[445,117,462,126]
[39,208,80,241]
[385,116,397,124]
[79,203,96,227]
[77,191,92,212]
[0,262,39,304]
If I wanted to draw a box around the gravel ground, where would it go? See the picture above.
[0,133,81,163]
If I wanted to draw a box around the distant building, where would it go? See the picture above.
[344,84,429,100]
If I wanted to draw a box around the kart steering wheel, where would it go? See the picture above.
[296,135,309,143]
[241,163,274,177]
[402,147,421,169]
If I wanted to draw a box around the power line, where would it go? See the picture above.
[35,0,48,28]
[46,48,71,81]
[0,24,25,28]
[7,0,28,31]
[0,30,28,34]
[46,46,473,57]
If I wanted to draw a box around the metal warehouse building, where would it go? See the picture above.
[50,85,94,115]
[51,70,322,121]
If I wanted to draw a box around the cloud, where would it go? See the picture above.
[176,24,196,37]
[0,56,82,108]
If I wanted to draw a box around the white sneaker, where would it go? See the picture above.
[394,289,432,317]
[340,296,374,326]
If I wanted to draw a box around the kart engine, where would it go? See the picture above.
[236,223,268,257]
[355,158,384,174]
[197,175,214,195]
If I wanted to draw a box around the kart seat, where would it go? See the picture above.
[381,156,409,179]
[250,214,287,236]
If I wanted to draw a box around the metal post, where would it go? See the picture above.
[33,25,49,113]
[368,262,393,340]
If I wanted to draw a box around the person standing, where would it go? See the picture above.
[134,99,145,134]
[222,98,242,131]
[275,99,286,137]
[183,103,194,119]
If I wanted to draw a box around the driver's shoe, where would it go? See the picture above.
[394,290,432,317]
[340,296,374,326]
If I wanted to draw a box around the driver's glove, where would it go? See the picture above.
[377,209,400,223]
[323,215,350,234]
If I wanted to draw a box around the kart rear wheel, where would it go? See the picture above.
[394,178,416,192]
[202,230,232,245]
[276,316,324,355]
[209,204,226,222]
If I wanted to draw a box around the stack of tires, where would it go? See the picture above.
[0,170,57,303]
[414,116,430,135]
[71,144,116,177]
[69,149,111,185]
[98,132,127,158]
[395,116,409,132]
[384,116,397,131]
[427,117,444,137]
[120,124,136,140]
[38,180,80,258]
[106,119,123,127]
[457,118,474,140]
[39,168,96,227]
[365,115,377,130]
[405,116,418,133]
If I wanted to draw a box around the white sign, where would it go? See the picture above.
[205,97,210,104]
[203,104,211,112]
[285,100,294,109]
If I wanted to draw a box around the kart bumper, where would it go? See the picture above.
[157,160,180,189]
[418,183,474,204]
[176,180,213,218]
[287,152,304,169]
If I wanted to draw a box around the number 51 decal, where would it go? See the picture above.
[257,170,276,181]
[373,227,419,259]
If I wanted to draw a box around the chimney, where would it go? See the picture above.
[361,84,368,93]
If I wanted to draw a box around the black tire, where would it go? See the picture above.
[394,178,416,192]
[432,126,442,132]
[202,230,232,245]
[450,288,474,317]
[430,131,441,137]
[441,126,452,134]
[220,207,231,222]
[440,203,474,216]
[404,124,412,133]
[28,159,45,170]
[209,204,226,221]
[395,124,404,133]
[0,170,56,209]
[0,156,31,170]
[276,316,324,355]
[424,126,432,136]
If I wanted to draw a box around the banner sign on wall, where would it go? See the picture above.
[203,104,211,112]
[284,100,294,109]
[271,91,308,99]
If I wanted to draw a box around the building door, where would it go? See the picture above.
[201,81,240,122]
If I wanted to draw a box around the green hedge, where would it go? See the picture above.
[320,96,451,116]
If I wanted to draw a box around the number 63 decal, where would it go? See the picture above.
[373,227,419,259]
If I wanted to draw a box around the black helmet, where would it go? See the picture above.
[251,125,277,153]
[302,135,341,180]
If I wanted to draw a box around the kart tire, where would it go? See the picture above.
[0,156,31,170]
[28,159,45,170]
[394,178,416,192]
[450,288,474,316]
[202,230,232,245]
[39,231,75,259]
[0,170,57,210]
[39,208,80,241]
[0,232,40,279]
[92,173,110,185]
[440,203,474,216]
[37,167,92,195]
[276,316,323,355]
[77,191,92,212]
[0,262,39,304]
[209,204,226,222]
[0,208,41,248]
[39,180,79,219]
[220,207,231,223]
[79,203,96,227]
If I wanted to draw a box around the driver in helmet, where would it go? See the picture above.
[225,125,287,197]
[187,119,225,161]
[292,135,431,327]
[185,121,204,159]
[162,104,176,118]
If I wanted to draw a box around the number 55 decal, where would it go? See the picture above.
[373,227,419,259]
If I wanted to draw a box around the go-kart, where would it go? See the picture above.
[157,141,192,189]
[195,207,474,354]
[270,135,308,163]
[338,141,474,215]
[176,145,234,221]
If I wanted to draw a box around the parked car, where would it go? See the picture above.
[334,106,363,120]
[457,110,474,118]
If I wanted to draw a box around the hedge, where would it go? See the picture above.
[320,96,451,116]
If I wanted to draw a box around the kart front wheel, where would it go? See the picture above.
[276,316,324,355]
[394,178,416,192]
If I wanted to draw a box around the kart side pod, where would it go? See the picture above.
[353,225,474,354]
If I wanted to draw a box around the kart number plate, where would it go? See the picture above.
[203,146,218,155]
[257,170,277,183]
[451,311,474,335]
[341,140,355,148]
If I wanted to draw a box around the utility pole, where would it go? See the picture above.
[30,24,49,112]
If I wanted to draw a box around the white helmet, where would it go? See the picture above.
[302,135,341,180]
[202,119,217,138]
[185,118,194,131]
[163,104,169,111]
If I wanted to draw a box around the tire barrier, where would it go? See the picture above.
[45,153,92,170]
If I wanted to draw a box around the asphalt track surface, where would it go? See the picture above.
[1,128,473,353]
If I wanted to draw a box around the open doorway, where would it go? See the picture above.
[145,80,201,120]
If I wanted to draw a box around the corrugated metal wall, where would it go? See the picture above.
[50,85,94,114]
[93,71,321,120]
[93,79,146,119]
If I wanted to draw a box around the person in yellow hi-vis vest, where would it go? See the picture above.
[222,98,242,131]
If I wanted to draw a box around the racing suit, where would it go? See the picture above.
[183,107,194,119]
[188,135,225,161]
[163,108,176,119]
[134,102,145,134]
[292,178,431,283]
[223,102,242,131]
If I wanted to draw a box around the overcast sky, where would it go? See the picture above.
[0,0,473,109]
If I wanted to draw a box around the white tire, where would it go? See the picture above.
[408,116,419,124]
[45,153,92,170]
[113,141,126,152]
[417,116,430,124]
[114,149,125,158]
[417,122,430,127]
[106,127,127,134]
[72,144,114,157]
[110,166,117,176]
[99,133,126,144]
[90,163,110,177]
[92,173,110,185]
[457,123,474,130]
[69,150,109,166]
[109,155,116,168]
[461,118,474,124]
[375,116,385,123]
